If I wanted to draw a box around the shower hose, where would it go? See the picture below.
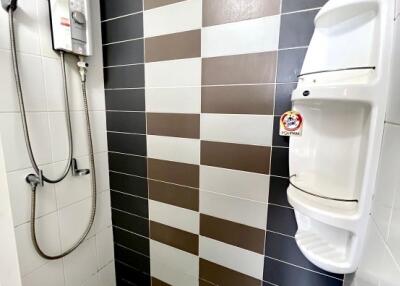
[8,8,96,259]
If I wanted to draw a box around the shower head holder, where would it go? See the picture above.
[2,0,17,11]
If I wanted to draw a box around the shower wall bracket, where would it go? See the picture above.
[287,0,398,274]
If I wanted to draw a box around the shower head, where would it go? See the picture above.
[2,0,17,11]
[71,158,90,177]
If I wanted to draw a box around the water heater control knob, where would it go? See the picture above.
[72,11,86,25]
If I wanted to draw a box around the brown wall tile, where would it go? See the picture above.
[203,0,281,26]
[151,277,171,286]
[145,30,201,63]
[148,159,199,188]
[202,52,277,85]
[200,259,261,286]
[202,85,274,115]
[147,113,200,139]
[149,180,199,211]
[144,0,185,10]
[201,141,270,174]
[150,221,199,255]
[200,214,265,254]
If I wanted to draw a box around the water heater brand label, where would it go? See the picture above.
[60,17,70,27]
[280,111,303,137]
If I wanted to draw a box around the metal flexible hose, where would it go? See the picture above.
[30,79,97,260]
[8,9,97,259]
[9,9,73,183]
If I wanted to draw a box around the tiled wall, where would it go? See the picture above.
[0,0,115,285]
[101,0,347,285]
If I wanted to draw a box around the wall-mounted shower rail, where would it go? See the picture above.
[298,66,376,78]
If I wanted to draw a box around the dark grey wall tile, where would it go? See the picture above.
[111,191,149,218]
[114,244,150,274]
[267,205,297,236]
[106,111,146,134]
[110,172,148,199]
[101,13,143,44]
[112,209,149,237]
[103,40,144,67]
[265,231,344,279]
[113,227,150,256]
[115,261,151,286]
[104,65,145,89]
[279,9,318,49]
[100,0,143,20]
[263,257,343,286]
[268,176,291,207]
[108,132,147,156]
[277,48,307,83]
[282,0,328,13]
[108,152,147,177]
[275,83,296,115]
[273,116,289,148]
[271,147,289,177]
[105,89,145,111]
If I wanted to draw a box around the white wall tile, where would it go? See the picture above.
[58,198,95,252]
[54,156,91,209]
[81,273,99,286]
[200,190,267,229]
[199,236,264,280]
[8,164,57,226]
[0,112,52,172]
[149,200,199,234]
[89,111,108,153]
[0,51,46,112]
[147,135,200,165]
[21,260,64,286]
[96,226,114,270]
[0,0,40,54]
[200,165,269,203]
[63,237,97,286]
[36,0,58,58]
[94,190,112,232]
[15,212,61,276]
[143,0,202,38]
[150,240,199,286]
[42,57,64,112]
[202,16,280,58]
[97,262,116,286]
[95,152,110,193]
[145,87,201,113]
[388,193,400,264]
[145,58,201,88]
[372,124,400,237]
[201,114,273,146]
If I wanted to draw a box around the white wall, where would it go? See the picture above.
[345,12,400,286]
[0,0,115,285]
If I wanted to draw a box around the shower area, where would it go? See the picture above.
[1,0,400,286]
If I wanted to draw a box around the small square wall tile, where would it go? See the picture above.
[279,9,319,49]
[277,48,307,83]
[268,176,291,207]
[266,204,297,236]
[100,0,143,20]
[105,89,146,112]
[270,147,289,177]
[282,0,328,13]
[273,116,290,148]
[115,261,151,286]
[265,231,344,280]
[263,257,343,286]
[275,83,296,115]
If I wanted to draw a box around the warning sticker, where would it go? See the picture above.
[279,111,303,137]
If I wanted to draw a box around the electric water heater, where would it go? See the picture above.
[48,0,92,56]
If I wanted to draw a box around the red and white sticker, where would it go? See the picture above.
[60,17,70,27]
[280,111,303,137]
